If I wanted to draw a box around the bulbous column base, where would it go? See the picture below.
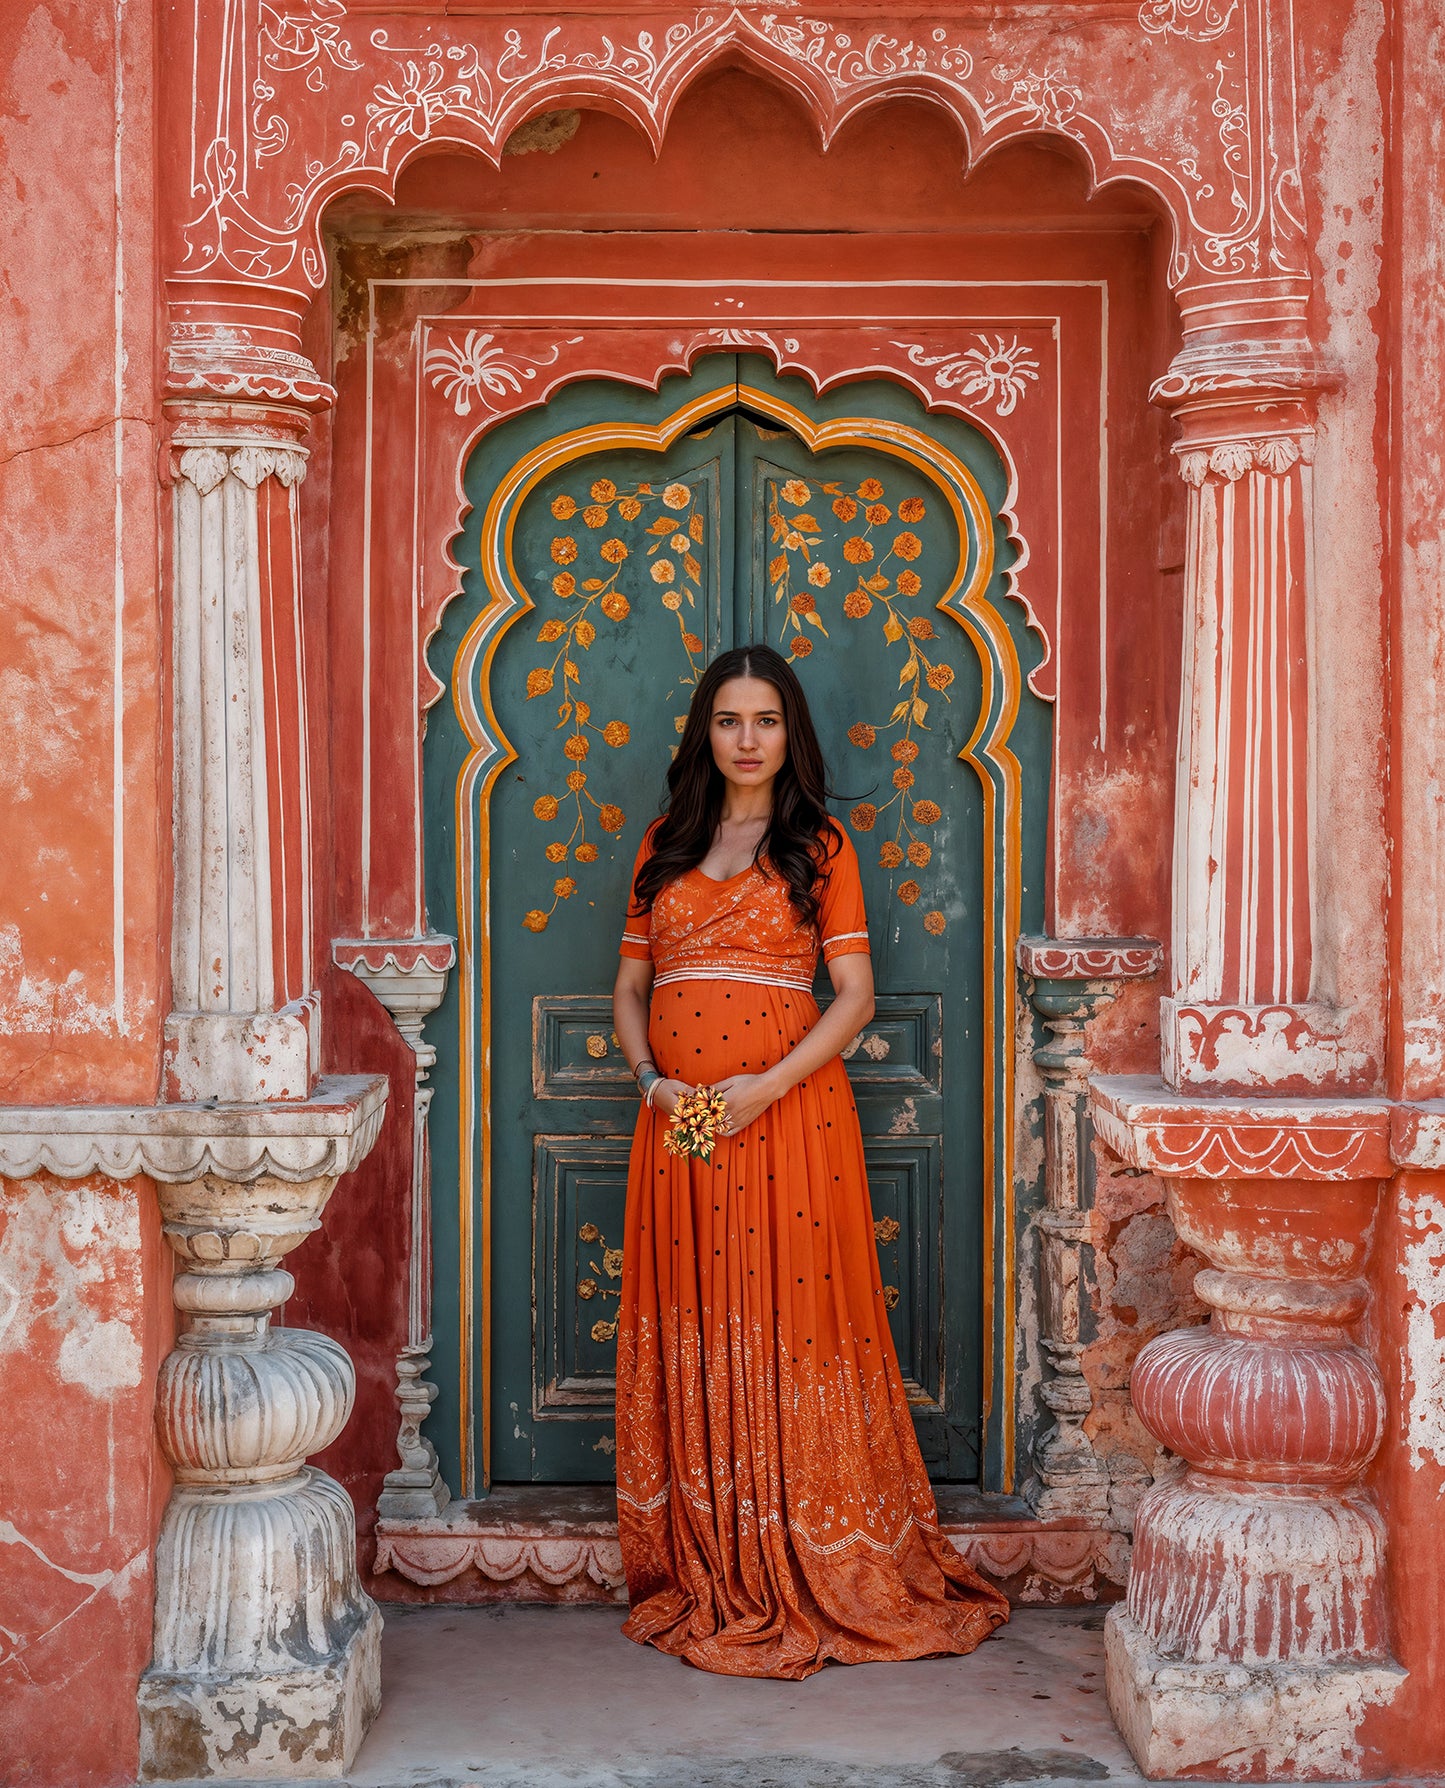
[138,1468,381,1780]
[1105,1606,1405,1782]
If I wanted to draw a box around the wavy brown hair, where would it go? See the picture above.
[632,644,842,928]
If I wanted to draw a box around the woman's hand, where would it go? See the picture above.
[651,1077,695,1118]
[711,1071,783,1137]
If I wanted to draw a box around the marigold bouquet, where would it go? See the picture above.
[663,1086,730,1162]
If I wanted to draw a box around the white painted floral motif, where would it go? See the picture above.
[423,330,584,418]
[891,336,1041,417]
[1138,0,1238,39]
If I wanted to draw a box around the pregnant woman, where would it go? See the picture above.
[611,642,1008,1679]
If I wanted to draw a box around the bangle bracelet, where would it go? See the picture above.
[637,1066,661,1095]
[643,1076,664,1109]
[632,1058,657,1083]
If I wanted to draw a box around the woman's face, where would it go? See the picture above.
[709,676,788,793]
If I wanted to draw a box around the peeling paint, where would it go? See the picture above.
[1399,1189,1445,1469]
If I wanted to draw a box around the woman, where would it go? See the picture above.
[611,643,1009,1679]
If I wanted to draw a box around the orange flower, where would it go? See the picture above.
[782,478,811,505]
[879,841,905,868]
[912,799,941,825]
[789,637,813,658]
[832,496,859,522]
[858,478,885,501]
[599,538,628,564]
[526,667,554,699]
[551,536,578,564]
[564,735,590,760]
[637,484,653,495]
[554,876,577,899]
[552,573,577,598]
[843,537,874,564]
[545,842,568,863]
[907,841,932,866]
[583,505,608,528]
[784,529,804,551]
[523,909,549,932]
[896,570,922,597]
[590,478,617,503]
[791,592,816,614]
[893,532,922,561]
[661,589,683,611]
[690,511,705,541]
[865,503,891,525]
[682,631,704,653]
[843,591,872,619]
[651,559,676,584]
[663,483,691,509]
[598,803,626,833]
[618,497,643,521]
[892,738,920,763]
[926,664,955,690]
[908,616,936,639]
[575,843,599,863]
[566,770,587,792]
[898,497,927,523]
[893,767,915,789]
[850,802,877,831]
[551,495,577,520]
[670,533,690,553]
[808,562,831,587]
[533,795,560,821]
[847,722,876,748]
[603,720,630,747]
[923,909,946,935]
[537,619,566,643]
[575,620,596,647]
[601,592,630,620]
[898,879,921,906]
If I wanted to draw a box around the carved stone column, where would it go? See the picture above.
[1092,1082,1405,1779]
[1019,939,1163,1520]
[333,937,456,1519]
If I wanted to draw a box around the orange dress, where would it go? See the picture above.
[615,823,1009,1678]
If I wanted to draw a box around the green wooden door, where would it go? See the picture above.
[480,361,992,1483]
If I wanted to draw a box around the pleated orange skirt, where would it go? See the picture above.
[615,976,1009,1678]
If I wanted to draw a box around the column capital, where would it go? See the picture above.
[165,279,334,412]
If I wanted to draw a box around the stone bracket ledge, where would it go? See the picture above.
[1018,936,1164,983]
[0,1073,389,1185]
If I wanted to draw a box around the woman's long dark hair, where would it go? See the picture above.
[633,644,841,927]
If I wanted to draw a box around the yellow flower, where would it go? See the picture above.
[583,505,609,528]
[898,879,921,906]
[663,483,691,509]
[808,562,831,587]
[552,573,577,598]
[651,559,676,584]
[832,496,858,522]
[545,842,568,863]
[858,478,885,501]
[791,592,816,614]
[537,619,566,643]
[789,637,813,658]
[926,664,955,690]
[898,497,926,522]
[526,667,554,699]
[533,795,560,821]
[923,909,946,935]
[618,497,643,521]
[893,767,915,789]
[564,735,590,760]
[896,570,922,597]
[850,802,877,831]
[879,841,904,868]
[892,738,920,763]
[847,723,876,748]
[554,877,577,899]
[551,495,577,520]
[893,531,922,561]
[912,799,941,825]
[601,592,630,620]
[690,511,705,541]
[566,769,587,790]
[551,536,579,564]
[908,841,932,866]
[782,479,811,505]
[575,620,596,647]
[865,503,891,525]
[523,909,549,932]
[575,843,599,863]
[843,591,872,619]
[682,630,704,653]
[661,590,683,611]
[603,721,631,747]
[843,537,873,565]
[600,538,628,564]
[590,478,617,503]
[598,803,626,833]
[908,616,935,639]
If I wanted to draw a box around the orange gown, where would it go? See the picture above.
[615,823,1009,1677]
